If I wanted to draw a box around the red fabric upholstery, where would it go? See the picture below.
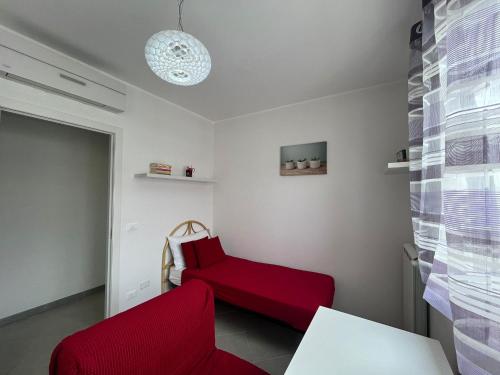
[182,256,335,332]
[181,240,200,269]
[194,237,226,268]
[49,280,267,375]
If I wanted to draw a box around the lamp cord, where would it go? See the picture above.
[177,0,184,31]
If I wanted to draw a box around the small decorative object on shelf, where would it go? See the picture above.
[185,166,195,177]
[285,160,295,170]
[396,149,408,162]
[150,162,172,175]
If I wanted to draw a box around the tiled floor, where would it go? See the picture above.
[0,291,302,375]
[214,300,303,374]
[0,291,104,375]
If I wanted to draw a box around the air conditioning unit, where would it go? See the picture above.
[0,26,126,113]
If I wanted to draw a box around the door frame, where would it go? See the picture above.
[0,92,123,318]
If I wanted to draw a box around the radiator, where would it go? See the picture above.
[403,243,428,336]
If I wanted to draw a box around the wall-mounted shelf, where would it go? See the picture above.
[385,161,409,175]
[134,173,216,183]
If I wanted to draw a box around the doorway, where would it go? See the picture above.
[0,110,114,323]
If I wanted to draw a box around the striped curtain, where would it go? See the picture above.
[409,1,500,374]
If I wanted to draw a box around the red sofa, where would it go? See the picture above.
[182,256,335,332]
[50,280,268,375]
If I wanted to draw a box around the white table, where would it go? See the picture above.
[285,307,453,375]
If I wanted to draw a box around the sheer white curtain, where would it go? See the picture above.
[409,1,500,374]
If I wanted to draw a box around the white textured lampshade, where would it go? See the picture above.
[145,30,211,86]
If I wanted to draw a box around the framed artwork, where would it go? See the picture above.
[280,141,327,176]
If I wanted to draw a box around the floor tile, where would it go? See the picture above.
[7,364,47,375]
[214,304,301,372]
[0,338,27,375]
[254,354,294,375]
[245,326,301,362]
[215,309,256,337]
[216,331,252,360]
[214,300,238,315]
[0,291,104,375]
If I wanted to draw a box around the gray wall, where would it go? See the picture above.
[214,82,412,328]
[429,307,459,374]
[0,111,109,319]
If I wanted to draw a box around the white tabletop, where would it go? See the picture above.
[285,307,453,375]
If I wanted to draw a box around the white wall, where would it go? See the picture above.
[0,111,109,319]
[0,74,214,314]
[214,82,412,328]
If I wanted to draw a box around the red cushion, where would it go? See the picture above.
[182,256,335,332]
[181,239,204,269]
[49,280,267,375]
[194,237,226,268]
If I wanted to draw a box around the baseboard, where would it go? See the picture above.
[0,285,105,327]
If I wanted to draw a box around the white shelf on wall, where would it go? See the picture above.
[134,173,216,183]
[385,161,410,175]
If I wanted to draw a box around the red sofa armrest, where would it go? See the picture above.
[50,280,216,375]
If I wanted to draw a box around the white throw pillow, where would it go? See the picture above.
[168,230,209,270]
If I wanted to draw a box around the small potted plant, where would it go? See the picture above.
[309,157,321,169]
[285,160,295,170]
[297,158,308,169]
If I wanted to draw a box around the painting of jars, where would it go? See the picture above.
[280,141,327,176]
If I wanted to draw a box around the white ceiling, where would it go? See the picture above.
[0,0,420,121]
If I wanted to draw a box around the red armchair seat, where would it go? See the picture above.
[50,280,267,375]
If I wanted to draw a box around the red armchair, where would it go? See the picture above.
[50,280,268,375]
